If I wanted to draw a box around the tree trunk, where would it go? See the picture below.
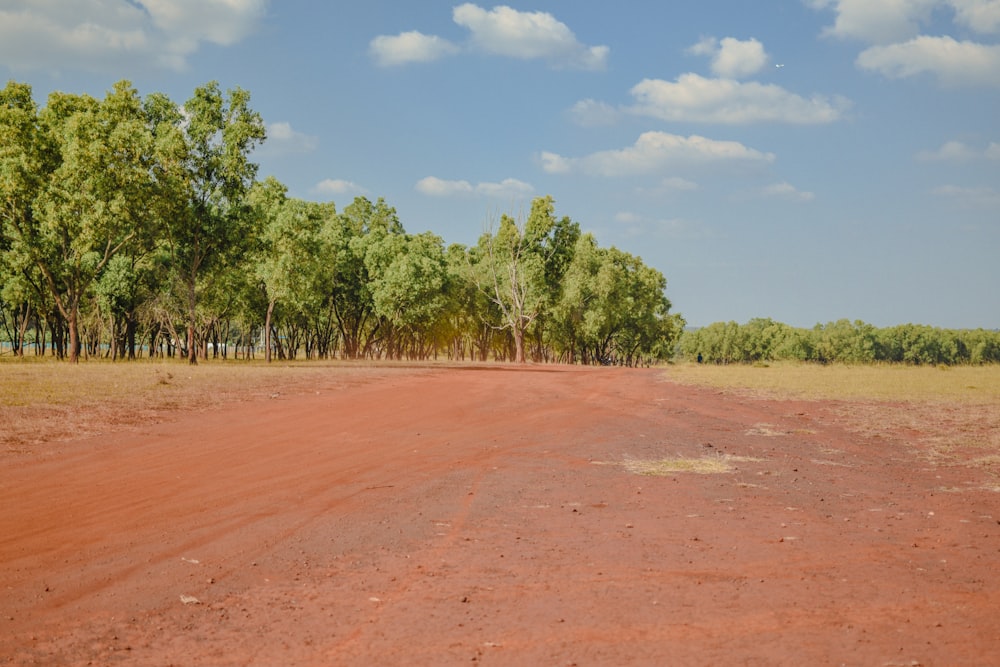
[513,324,526,364]
[15,304,30,357]
[264,299,275,363]
[67,302,80,364]
[186,277,197,365]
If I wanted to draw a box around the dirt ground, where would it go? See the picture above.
[2,365,999,666]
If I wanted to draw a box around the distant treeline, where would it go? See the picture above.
[679,318,1000,365]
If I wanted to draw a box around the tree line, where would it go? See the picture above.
[679,318,1000,366]
[1,80,684,365]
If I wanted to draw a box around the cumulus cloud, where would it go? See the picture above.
[416,177,474,197]
[950,0,1000,34]
[761,181,815,201]
[857,36,1000,86]
[369,31,459,66]
[261,122,318,154]
[916,140,981,161]
[811,0,1000,42]
[368,4,608,69]
[809,0,1000,87]
[452,3,608,69]
[540,131,774,177]
[625,74,850,124]
[0,0,267,72]
[141,0,267,46]
[688,36,769,78]
[807,0,939,43]
[415,176,533,198]
[315,179,368,196]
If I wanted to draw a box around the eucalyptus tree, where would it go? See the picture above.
[555,235,680,365]
[0,245,37,355]
[0,81,160,362]
[474,197,566,364]
[364,230,449,359]
[163,81,266,364]
[0,81,52,356]
[250,177,338,362]
[549,232,600,363]
[328,196,403,358]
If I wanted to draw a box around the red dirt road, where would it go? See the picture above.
[2,366,999,665]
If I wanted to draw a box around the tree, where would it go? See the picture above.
[0,82,53,356]
[250,178,337,362]
[365,231,449,359]
[0,81,160,362]
[329,196,403,358]
[473,198,559,364]
[163,81,265,364]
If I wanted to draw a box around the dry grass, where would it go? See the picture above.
[0,358,410,454]
[664,361,1000,403]
[623,454,762,476]
[664,362,1000,472]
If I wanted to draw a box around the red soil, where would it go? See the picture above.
[2,365,998,665]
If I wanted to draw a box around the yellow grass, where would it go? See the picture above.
[623,454,763,476]
[0,358,407,453]
[664,362,1000,473]
[0,357,364,407]
[664,361,1000,403]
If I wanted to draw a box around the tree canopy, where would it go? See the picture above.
[1,80,683,365]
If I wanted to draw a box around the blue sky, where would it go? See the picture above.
[2,1,998,329]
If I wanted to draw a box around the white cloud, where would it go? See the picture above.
[540,131,774,177]
[367,4,609,69]
[987,142,1000,159]
[950,0,1000,34]
[315,179,367,196]
[626,74,850,124]
[263,122,318,154]
[916,140,980,161]
[809,0,939,43]
[140,0,267,46]
[688,36,769,78]
[810,0,1000,42]
[474,178,534,197]
[932,184,1000,207]
[416,177,474,197]
[0,0,267,72]
[809,1,1000,87]
[858,35,1000,86]
[369,31,459,66]
[568,99,620,126]
[452,3,608,70]
[761,181,815,201]
[415,176,533,198]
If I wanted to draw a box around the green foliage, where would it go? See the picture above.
[2,80,682,365]
[680,319,1000,366]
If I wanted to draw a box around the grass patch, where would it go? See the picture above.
[665,362,1000,472]
[0,357,411,454]
[665,361,1000,403]
[623,454,761,476]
